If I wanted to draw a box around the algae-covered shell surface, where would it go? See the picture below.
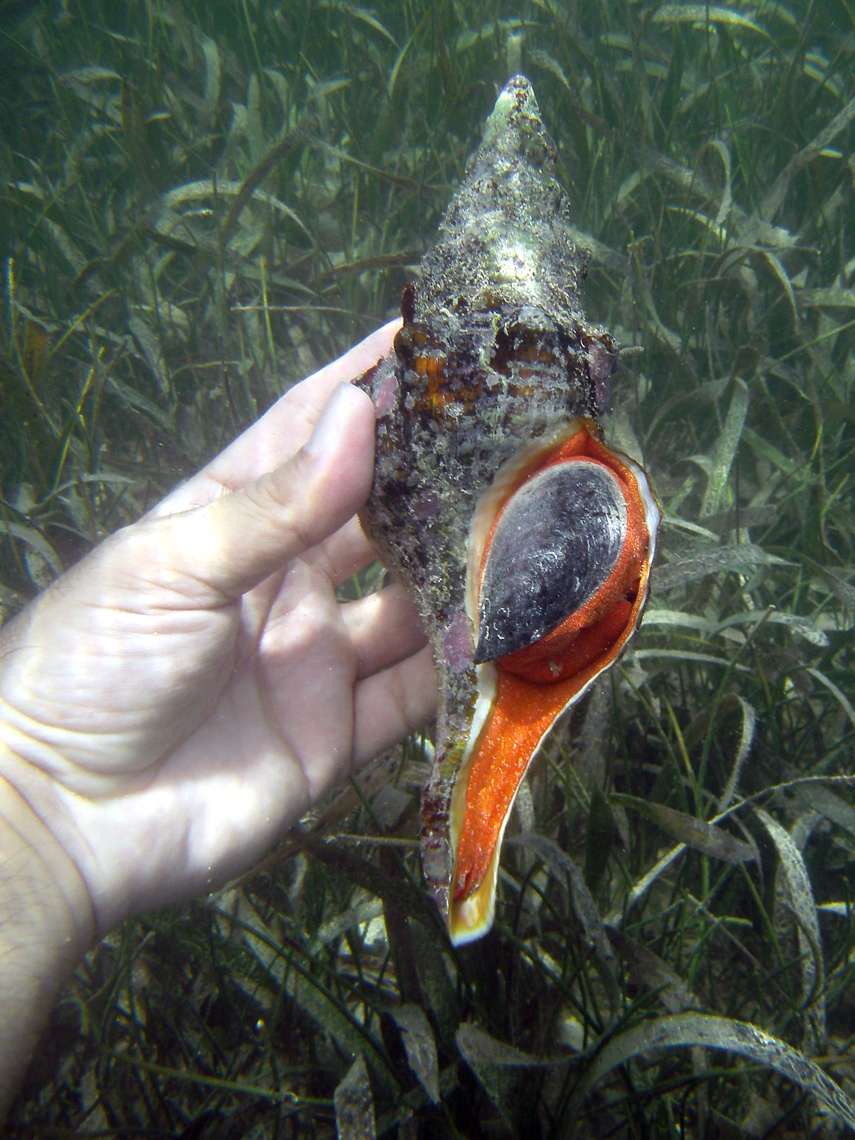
[355,75,659,945]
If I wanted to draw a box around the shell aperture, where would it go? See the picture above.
[449,422,656,939]
[355,76,659,945]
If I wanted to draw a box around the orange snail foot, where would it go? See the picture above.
[453,598,642,905]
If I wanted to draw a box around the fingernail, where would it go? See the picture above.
[304,382,359,458]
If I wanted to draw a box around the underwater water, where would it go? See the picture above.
[1,0,854,1135]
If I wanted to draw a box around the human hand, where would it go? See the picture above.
[0,320,437,944]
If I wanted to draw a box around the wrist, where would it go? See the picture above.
[0,745,94,1116]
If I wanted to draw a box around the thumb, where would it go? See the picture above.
[150,381,376,602]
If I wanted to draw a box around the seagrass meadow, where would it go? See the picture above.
[2,0,855,1136]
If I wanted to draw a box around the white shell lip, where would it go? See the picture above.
[446,658,497,945]
[449,833,502,945]
[446,426,660,947]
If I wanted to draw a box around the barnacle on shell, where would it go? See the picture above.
[356,75,659,945]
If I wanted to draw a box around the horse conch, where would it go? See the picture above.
[355,75,659,945]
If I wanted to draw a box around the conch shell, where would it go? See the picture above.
[356,75,659,945]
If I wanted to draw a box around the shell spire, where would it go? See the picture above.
[417,76,596,341]
[356,76,659,944]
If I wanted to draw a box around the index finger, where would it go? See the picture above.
[154,318,399,516]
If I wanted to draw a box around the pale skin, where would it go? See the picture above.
[0,320,437,1115]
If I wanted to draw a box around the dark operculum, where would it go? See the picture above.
[474,460,628,664]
